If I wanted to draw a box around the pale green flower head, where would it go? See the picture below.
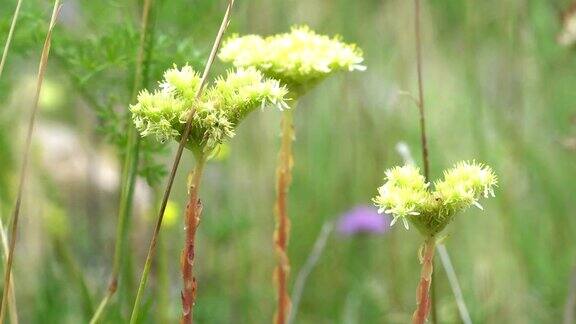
[130,65,288,156]
[373,161,498,235]
[219,25,365,97]
[373,165,433,230]
[131,89,187,143]
[160,64,202,103]
[207,67,290,125]
[434,161,498,212]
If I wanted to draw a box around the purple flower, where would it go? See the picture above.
[337,206,391,236]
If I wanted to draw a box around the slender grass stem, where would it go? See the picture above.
[274,105,296,324]
[89,0,154,322]
[180,156,206,324]
[0,217,18,324]
[412,0,430,216]
[412,236,435,324]
[437,244,472,324]
[564,265,576,324]
[414,0,430,181]
[91,135,141,324]
[0,0,23,80]
[288,222,333,324]
[0,1,62,322]
[115,132,140,299]
[129,1,235,322]
[156,205,170,323]
[53,237,94,319]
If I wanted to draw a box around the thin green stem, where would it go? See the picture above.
[0,2,61,322]
[0,0,23,80]
[117,134,140,301]
[288,222,333,324]
[90,139,141,324]
[89,0,154,322]
[129,1,235,322]
[53,237,94,319]
[564,265,576,324]
[0,216,18,324]
[437,244,472,324]
[156,204,170,323]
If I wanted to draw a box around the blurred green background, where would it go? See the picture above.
[1,0,576,323]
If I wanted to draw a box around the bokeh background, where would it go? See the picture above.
[1,0,576,323]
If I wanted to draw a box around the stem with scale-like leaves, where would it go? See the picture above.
[129,1,235,322]
[274,102,298,324]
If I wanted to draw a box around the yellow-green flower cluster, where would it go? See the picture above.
[373,165,432,229]
[131,89,187,142]
[373,161,498,235]
[130,65,288,154]
[218,25,365,95]
[434,161,498,212]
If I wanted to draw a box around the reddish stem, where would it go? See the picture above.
[180,157,206,324]
[274,110,294,324]
[412,237,436,324]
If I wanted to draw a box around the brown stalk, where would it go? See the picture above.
[274,108,295,324]
[0,1,62,322]
[129,1,235,322]
[414,0,430,181]
[412,237,436,324]
[180,157,206,324]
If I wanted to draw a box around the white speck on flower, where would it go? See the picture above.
[472,201,484,210]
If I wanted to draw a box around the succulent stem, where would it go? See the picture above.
[180,156,206,324]
[274,106,296,324]
[412,236,436,324]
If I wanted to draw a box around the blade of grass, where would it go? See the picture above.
[437,244,472,324]
[288,222,333,324]
[0,19,24,315]
[0,0,23,79]
[564,265,576,324]
[53,237,94,320]
[414,0,430,181]
[0,217,18,324]
[89,0,155,322]
[155,197,171,323]
[129,1,235,322]
[0,1,62,322]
